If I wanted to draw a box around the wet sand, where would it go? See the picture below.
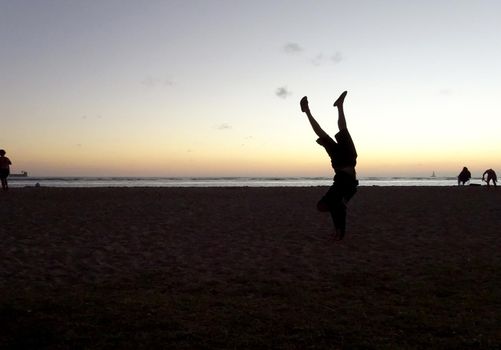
[1,187,500,348]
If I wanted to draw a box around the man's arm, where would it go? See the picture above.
[300,96,329,139]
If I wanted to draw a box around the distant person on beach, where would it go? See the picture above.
[457,167,471,186]
[0,149,12,191]
[300,91,358,240]
[482,169,497,187]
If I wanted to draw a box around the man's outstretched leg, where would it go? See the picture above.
[334,90,347,107]
[334,91,348,130]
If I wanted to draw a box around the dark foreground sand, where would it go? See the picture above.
[1,187,500,349]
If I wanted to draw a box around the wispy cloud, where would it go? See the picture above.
[311,51,343,66]
[331,51,343,64]
[215,123,232,130]
[275,86,292,99]
[283,41,343,66]
[80,114,103,121]
[311,54,324,66]
[141,76,174,87]
[283,42,303,54]
[439,88,452,96]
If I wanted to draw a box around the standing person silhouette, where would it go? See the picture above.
[300,91,358,240]
[482,169,497,187]
[0,149,12,191]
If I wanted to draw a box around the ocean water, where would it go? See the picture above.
[6,176,470,188]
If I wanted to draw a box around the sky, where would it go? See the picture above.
[1,0,501,177]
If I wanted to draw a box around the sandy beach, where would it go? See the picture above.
[1,186,500,349]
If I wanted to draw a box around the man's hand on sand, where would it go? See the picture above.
[333,229,345,241]
[300,96,309,113]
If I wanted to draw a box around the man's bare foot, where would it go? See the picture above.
[333,91,347,107]
[300,96,309,112]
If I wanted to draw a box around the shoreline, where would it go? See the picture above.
[5,175,476,188]
[2,183,490,188]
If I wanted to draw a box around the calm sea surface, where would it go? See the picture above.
[7,176,472,188]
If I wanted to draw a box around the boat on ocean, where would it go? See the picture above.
[431,171,436,178]
[10,171,28,177]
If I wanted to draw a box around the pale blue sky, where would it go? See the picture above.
[1,1,501,176]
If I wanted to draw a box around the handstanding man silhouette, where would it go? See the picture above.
[300,91,358,240]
